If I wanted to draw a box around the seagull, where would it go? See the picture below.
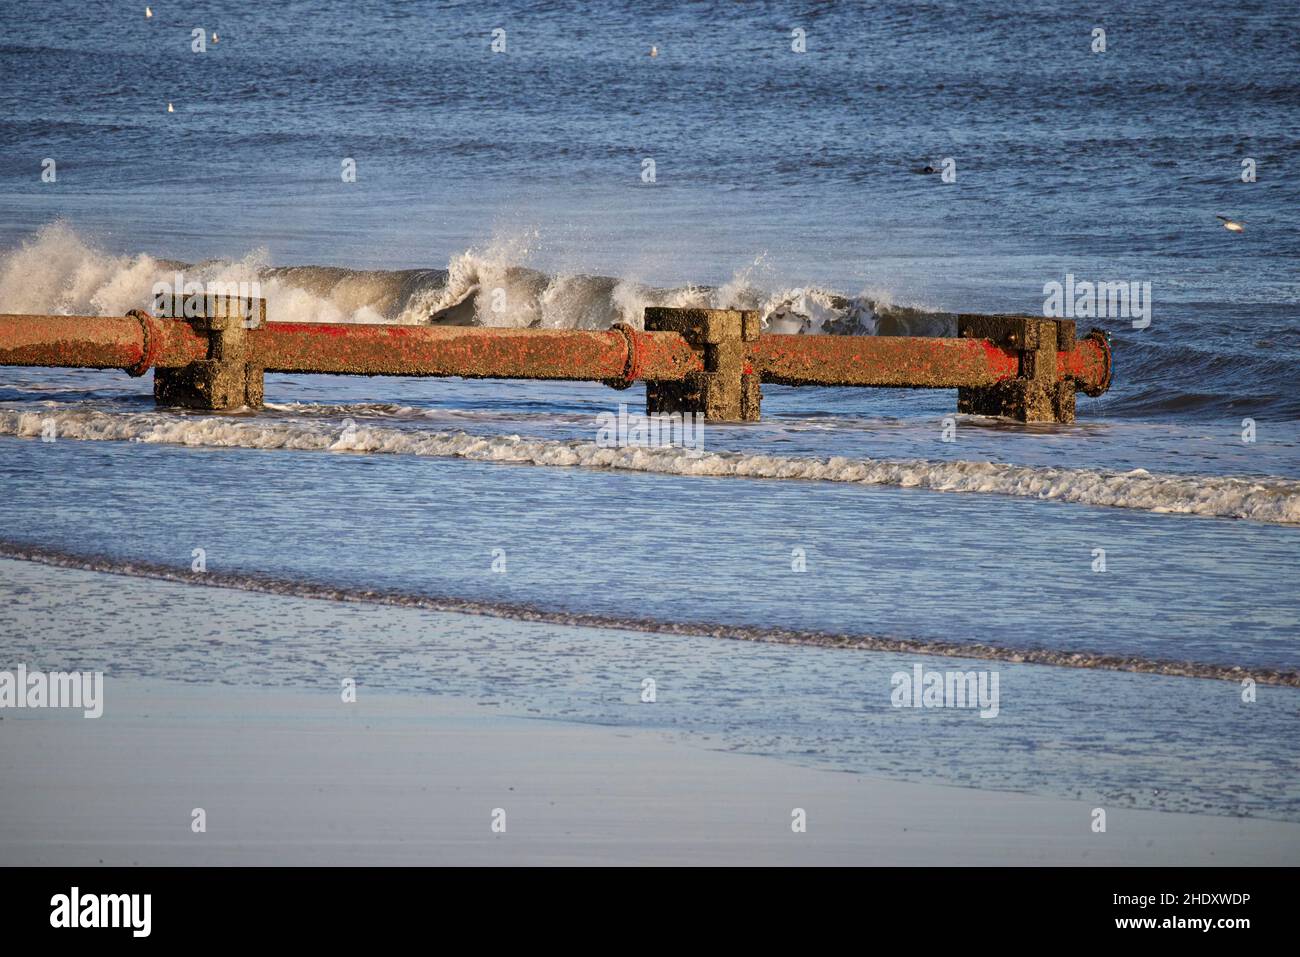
[650,46,658,57]
[145,6,152,17]
[1216,215,1244,233]
[212,32,219,43]
[167,102,174,112]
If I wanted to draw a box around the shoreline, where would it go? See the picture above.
[3,540,1294,687]
[5,552,1298,831]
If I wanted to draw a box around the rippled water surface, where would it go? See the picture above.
[1,0,1297,820]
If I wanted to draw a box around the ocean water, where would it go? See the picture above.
[1,2,1298,819]
[5,557,1298,821]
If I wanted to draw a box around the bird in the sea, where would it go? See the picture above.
[1216,215,1244,233]
[650,46,658,57]
[212,31,219,43]
[145,6,152,17]
[916,164,939,175]
[167,102,174,112]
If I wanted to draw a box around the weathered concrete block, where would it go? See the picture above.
[956,314,1076,423]
[644,307,761,422]
[152,294,265,411]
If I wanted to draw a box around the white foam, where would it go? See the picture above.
[4,408,1298,524]
[0,222,911,333]
[0,222,426,326]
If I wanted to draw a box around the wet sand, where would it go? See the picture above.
[1,676,1297,866]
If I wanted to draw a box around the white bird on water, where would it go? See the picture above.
[1216,215,1244,233]
[650,46,658,57]
[167,102,173,113]
[145,6,151,17]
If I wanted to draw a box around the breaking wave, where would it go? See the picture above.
[0,221,951,335]
[3,407,1299,525]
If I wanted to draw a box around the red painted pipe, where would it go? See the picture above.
[1057,330,1113,397]
[0,313,209,373]
[0,313,1110,394]
[1,313,145,371]
[0,314,702,383]
[750,331,1110,393]
[751,334,1020,388]
[248,322,703,382]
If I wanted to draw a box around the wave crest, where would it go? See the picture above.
[0,222,953,334]
[3,407,1298,525]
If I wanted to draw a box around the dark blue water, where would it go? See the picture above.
[1,0,1298,415]
[1,0,1297,596]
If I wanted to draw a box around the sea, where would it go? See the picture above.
[1,0,1298,823]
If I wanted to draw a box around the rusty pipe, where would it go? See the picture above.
[0,313,1109,395]
[751,335,1020,388]
[750,331,1111,394]
[247,322,703,382]
[0,313,209,375]
[1058,330,1112,397]
[0,314,703,383]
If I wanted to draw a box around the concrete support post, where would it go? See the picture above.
[643,307,761,422]
[956,315,1078,423]
[152,295,266,411]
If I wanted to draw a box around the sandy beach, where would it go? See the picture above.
[0,671,1295,866]
[3,552,1299,865]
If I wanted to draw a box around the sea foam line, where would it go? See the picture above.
[3,407,1300,524]
[1,540,1294,687]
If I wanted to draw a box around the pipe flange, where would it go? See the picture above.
[124,309,161,377]
[1081,328,1112,397]
[603,321,643,390]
